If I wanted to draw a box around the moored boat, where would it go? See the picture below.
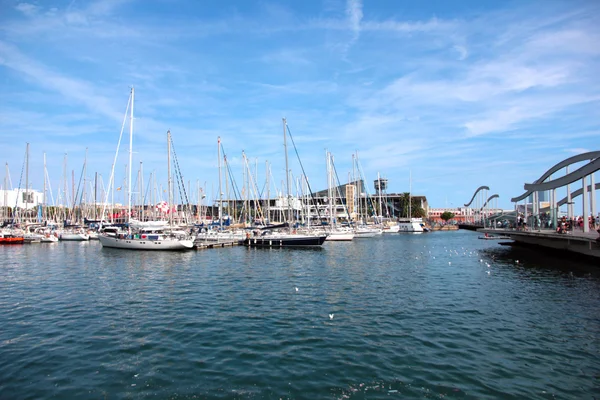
[0,230,24,244]
[397,218,425,233]
[243,231,327,247]
[324,230,354,241]
[98,227,194,250]
[59,228,90,241]
[354,225,383,238]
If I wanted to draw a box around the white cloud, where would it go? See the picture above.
[346,0,363,39]
[566,148,591,155]
[15,2,39,16]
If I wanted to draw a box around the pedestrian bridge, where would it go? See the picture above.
[461,152,599,233]
[510,151,599,233]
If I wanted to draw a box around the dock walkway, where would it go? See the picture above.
[479,228,600,259]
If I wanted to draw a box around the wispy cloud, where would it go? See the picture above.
[15,2,40,16]
[0,41,122,121]
[346,0,363,41]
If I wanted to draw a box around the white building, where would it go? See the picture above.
[0,188,45,209]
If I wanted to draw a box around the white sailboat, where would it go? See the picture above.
[59,227,90,241]
[398,170,425,233]
[323,151,354,241]
[354,225,382,237]
[98,88,194,251]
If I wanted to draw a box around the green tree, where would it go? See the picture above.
[440,211,455,222]
[411,203,426,218]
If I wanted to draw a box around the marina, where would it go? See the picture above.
[1,1,599,398]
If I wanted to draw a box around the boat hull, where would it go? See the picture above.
[397,223,424,233]
[98,235,194,250]
[325,232,354,241]
[354,231,379,238]
[243,234,327,247]
[60,233,90,241]
[40,235,59,243]
[0,237,24,244]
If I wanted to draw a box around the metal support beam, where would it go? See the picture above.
[582,177,589,233]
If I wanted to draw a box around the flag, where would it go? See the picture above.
[116,187,122,191]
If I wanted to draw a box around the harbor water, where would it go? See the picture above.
[1,231,599,399]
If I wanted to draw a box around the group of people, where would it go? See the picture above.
[556,215,599,234]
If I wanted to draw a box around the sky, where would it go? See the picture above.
[0,0,598,210]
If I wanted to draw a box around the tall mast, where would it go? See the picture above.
[352,153,356,223]
[128,87,134,227]
[217,136,222,229]
[3,163,8,221]
[167,130,172,226]
[71,169,75,221]
[139,161,144,222]
[327,151,332,227]
[83,148,87,218]
[283,118,291,229]
[409,169,412,219]
[63,153,67,218]
[94,172,98,220]
[25,142,29,223]
[43,152,47,221]
[152,172,155,220]
[266,161,270,224]
[377,172,382,222]
[197,179,200,224]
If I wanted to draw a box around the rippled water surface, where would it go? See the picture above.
[1,231,599,399]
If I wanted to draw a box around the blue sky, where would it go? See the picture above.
[0,0,598,209]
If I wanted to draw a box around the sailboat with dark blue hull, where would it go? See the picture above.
[243,232,327,247]
[244,118,327,248]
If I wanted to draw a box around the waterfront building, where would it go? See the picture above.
[0,188,44,209]
[427,207,505,224]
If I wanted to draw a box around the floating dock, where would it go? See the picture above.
[193,239,241,250]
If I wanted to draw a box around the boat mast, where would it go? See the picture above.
[283,118,291,230]
[94,172,97,220]
[24,142,29,224]
[327,151,332,228]
[43,152,47,221]
[266,161,270,224]
[196,179,200,224]
[128,87,134,228]
[167,130,173,226]
[83,147,87,222]
[3,163,6,221]
[377,172,382,223]
[409,169,412,219]
[217,136,222,229]
[151,171,155,220]
[139,161,144,222]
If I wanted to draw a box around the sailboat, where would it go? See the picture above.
[397,170,425,233]
[98,89,194,251]
[323,151,354,241]
[243,118,327,247]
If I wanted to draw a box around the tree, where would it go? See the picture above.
[411,204,426,218]
[397,192,425,218]
[440,211,455,222]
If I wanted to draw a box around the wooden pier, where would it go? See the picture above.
[193,239,241,250]
[478,228,600,259]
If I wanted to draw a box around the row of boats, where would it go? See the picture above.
[0,217,428,249]
[0,226,93,243]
